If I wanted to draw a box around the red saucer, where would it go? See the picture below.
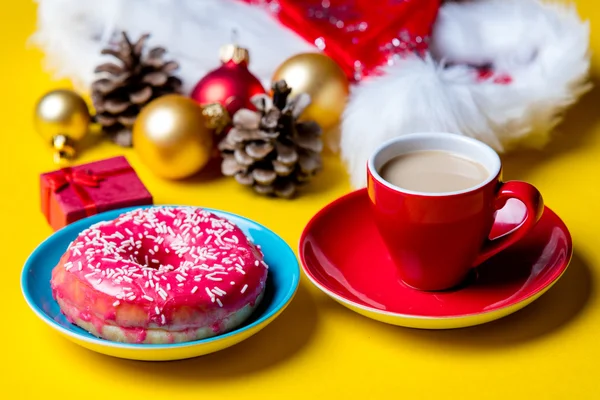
[299,189,572,329]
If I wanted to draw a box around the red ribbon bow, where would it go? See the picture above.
[48,167,102,191]
[45,164,133,219]
[47,167,104,216]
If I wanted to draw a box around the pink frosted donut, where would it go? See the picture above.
[50,206,269,344]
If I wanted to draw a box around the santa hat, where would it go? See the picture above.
[31,0,591,188]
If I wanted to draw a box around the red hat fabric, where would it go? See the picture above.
[240,0,441,81]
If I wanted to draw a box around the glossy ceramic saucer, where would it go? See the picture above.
[21,206,300,361]
[299,189,572,329]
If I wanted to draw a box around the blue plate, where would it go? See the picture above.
[21,206,300,361]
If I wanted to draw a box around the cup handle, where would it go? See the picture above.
[472,181,544,267]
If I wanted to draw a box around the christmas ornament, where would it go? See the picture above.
[34,89,91,164]
[133,94,213,180]
[202,102,231,135]
[191,43,266,118]
[92,32,182,147]
[272,53,349,133]
[219,80,322,198]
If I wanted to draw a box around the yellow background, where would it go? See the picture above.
[1,1,599,398]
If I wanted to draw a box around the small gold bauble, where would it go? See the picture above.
[202,103,231,135]
[272,53,349,131]
[133,94,214,180]
[34,89,91,144]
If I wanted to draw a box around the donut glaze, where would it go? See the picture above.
[50,206,269,344]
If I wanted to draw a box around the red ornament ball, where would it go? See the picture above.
[191,44,266,116]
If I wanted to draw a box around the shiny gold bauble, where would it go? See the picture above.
[34,89,91,163]
[133,94,214,180]
[271,53,349,131]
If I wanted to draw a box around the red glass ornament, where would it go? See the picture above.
[191,44,266,116]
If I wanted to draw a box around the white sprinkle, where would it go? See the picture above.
[216,298,223,307]
[96,278,103,285]
[166,283,171,290]
[64,262,73,271]
[124,228,133,235]
[78,261,83,271]
[176,274,185,282]
[204,235,212,245]
[241,284,248,294]
[158,289,168,300]
[161,314,166,325]
[230,281,235,285]
[255,260,260,266]
[177,283,184,287]
[151,259,160,263]
[84,272,97,278]
[155,306,160,315]
[191,286,198,294]
[143,295,154,301]
[113,300,120,307]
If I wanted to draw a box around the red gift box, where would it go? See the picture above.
[40,156,153,231]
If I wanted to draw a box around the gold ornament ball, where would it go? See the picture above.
[133,94,213,180]
[272,53,349,131]
[34,89,91,159]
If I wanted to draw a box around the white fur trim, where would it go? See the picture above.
[341,0,591,188]
[31,0,313,93]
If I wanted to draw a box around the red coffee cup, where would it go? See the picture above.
[367,133,544,291]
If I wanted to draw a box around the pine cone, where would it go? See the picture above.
[218,80,323,198]
[91,32,182,147]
